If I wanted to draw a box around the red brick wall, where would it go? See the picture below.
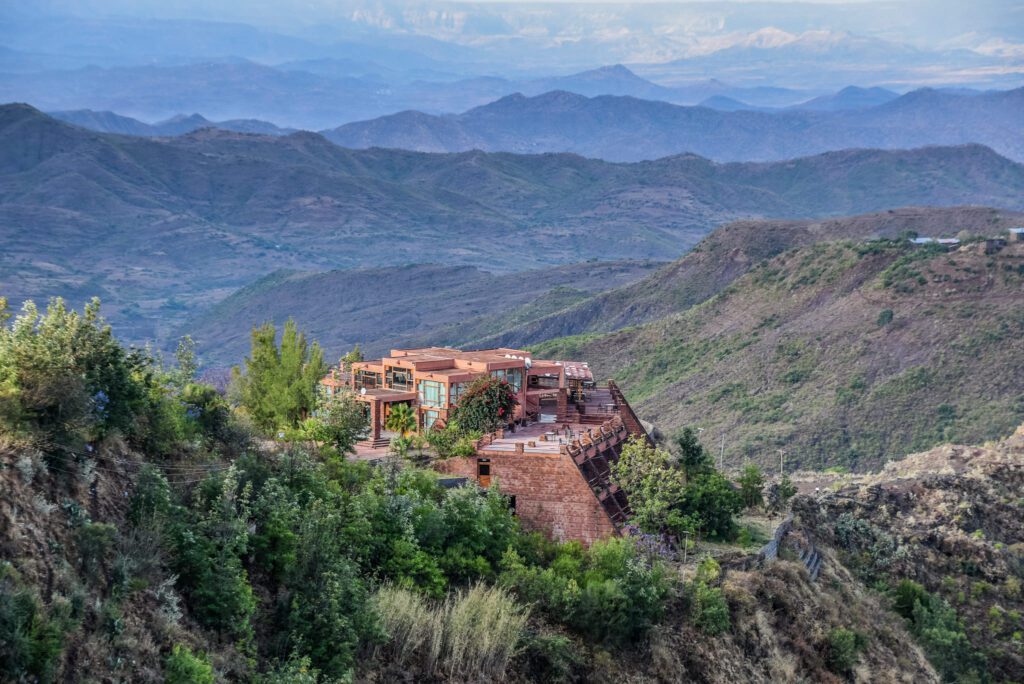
[434,450,618,546]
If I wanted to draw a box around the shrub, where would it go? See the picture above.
[910,596,986,681]
[258,655,320,683]
[892,579,929,620]
[128,465,172,528]
[165,644,214,684]
[0,576,69,682]
[500,537,671,646]
[825,627,866,674]
[691,581,730,635]
[877,309,894,326]
[74,521,117,580]
[518,632,578,683]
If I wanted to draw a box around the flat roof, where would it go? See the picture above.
[355,388,417,402]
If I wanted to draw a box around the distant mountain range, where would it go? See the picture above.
[323,87,1024,162]
[2,62,822,129]
[2,6,1020,91]
[2,104,1022,349]
[38,80,1018,165]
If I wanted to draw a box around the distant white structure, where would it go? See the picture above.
[909,237,960,246]
[1010,227,1024,242]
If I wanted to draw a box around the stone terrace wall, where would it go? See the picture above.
[434,447,619,545]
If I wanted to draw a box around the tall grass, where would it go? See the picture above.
[373,583,528,680]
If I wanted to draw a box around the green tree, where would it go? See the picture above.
[448,376,518,433]
[779,475,797,506]
[0,298,151,447]
[232,319,326,433]
[738,464,764,509]
[302,391,368,455]
[675,427,713,478]
[385,402,417,437]
[610,437,687,535]
[174,335,199,388]
[339,344,363,371]
[825,628,866,674]
[612,434,741,540]
[682,471,743,540]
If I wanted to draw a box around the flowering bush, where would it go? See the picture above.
[448,377,518,434]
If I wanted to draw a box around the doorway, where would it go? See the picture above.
[477,458,491,488]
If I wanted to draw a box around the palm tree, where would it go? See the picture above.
[385,402,417,437]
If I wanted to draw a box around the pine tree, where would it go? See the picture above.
[233,319,326,432]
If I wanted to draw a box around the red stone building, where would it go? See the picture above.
[321,347,650,544]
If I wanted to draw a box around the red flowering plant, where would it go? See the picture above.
[448,375,519,434]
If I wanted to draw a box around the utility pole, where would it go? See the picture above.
[682,530,691,565]
[719,433,726,470]
[778,449,785,477]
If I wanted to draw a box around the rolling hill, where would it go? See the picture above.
[178,260,662,366]
[324,87,1024,163]
[532,233,1024,471]
[2,104,1023,349]
[446,207,1024,350]
[49,109,295,137]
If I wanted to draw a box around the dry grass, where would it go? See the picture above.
[373,583,529,681]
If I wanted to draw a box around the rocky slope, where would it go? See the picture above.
[533,235,1024,470]
[793,425,1024,681]
[461,206,1024,350]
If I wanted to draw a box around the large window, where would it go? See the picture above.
[423,409,440,430]
[355,370,382,389]
[418,380,447,408]
[451,382,465,405]
[386,366,412,391]
[491,368,523,393]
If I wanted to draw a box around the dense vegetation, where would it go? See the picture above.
[2,296,1017,682]
[0,298,677,682]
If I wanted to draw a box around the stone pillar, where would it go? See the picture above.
[370,400,381,441]
[557,388,568,421]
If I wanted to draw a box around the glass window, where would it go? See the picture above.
[491,368,523,393]
[424,410,439,429]
[451,382,464,405]
[418,380,447,408]
[386,367,412,390]
[355,370,381,389]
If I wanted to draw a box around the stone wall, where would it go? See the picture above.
[434,448,619,545]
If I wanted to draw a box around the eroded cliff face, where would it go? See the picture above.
[792,425,1024,681]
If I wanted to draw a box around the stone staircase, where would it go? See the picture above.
[562,417,633,528]
[798,545,823,581]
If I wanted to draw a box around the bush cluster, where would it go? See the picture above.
[499,535,672,645]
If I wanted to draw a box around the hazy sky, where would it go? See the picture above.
[22,0,1024,49]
